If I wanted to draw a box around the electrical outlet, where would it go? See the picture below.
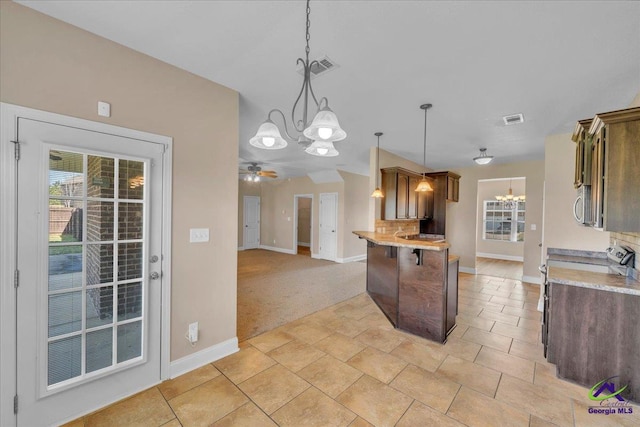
[188,322,198,343]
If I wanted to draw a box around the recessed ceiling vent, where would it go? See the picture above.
[503,113,525,126]
[297,55,339,79]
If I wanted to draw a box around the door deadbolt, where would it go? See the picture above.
[150,255,159,263]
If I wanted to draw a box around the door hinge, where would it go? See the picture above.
[13,394,18,414]
[14,269,19,288]
[11,140,20,161]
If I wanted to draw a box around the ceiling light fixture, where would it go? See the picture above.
[473,148,494,165]
[249,0,346,156]
[371,132,384,198]
[415,104,434,192]
[496,179,525,209]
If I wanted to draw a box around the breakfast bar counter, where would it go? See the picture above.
[353,231,459,343]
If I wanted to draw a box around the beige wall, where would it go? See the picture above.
[252,170,368,260]
[1,2,239,361]
[447,160,545,281]
[238,180,261,247]
[341,171,370,259]
[476,179,526,259]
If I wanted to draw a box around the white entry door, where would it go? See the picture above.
[318,193,338,261]
[243,196,260,249]
[13,117,166,426]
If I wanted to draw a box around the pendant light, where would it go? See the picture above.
[371,132,384,198]
[473,148,494,165]
[415,103,433,192]
[249,0,347,156]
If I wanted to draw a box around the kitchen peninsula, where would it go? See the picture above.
[353,231,459,343]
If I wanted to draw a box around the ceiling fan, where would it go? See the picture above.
[239,162,278,182]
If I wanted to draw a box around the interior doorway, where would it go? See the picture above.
[294,195,312,256]
[476,177,526,281]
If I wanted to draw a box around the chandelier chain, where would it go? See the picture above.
[305,0,311,58]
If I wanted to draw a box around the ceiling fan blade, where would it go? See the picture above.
[260,169,277,174]
[258,171,277,177]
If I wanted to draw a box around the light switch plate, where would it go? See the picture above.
[190,228,209,243]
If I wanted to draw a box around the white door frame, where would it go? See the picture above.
[0,103,173,426]
[293,194,313,255]
[243,196,260,249]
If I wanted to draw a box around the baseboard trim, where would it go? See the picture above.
[476,252,524,262]
[169,337,239,379]
[336,254,367,263]
[259,245,296,255]
[522,275,543,285]
[459,266,477,274]
[297,242,310,247]
[237,246,244,251]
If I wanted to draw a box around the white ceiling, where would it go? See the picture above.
[19,1,640,179]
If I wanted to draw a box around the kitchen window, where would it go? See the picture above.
[483,200,525,242]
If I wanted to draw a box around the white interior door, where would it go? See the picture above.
[243,196,260,249]
[319,193,338,261]
[14,117,165,426]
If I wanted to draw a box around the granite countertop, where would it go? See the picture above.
[547,266,640,296]
[546,248,640,296]
[352,231,449,251]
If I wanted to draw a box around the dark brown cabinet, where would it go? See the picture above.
[571,119,593,189]
[588,107,640,231]
[381,167,433,220]
[547,281,640,403]
[366,242,459,343]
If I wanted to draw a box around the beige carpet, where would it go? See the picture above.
[237,249,366,341]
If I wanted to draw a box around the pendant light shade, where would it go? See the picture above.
[371,132,384,198]
[249,119,288,149]
[303,106,347,142]
[305,140,339,157]
[415,103,434,192]
[473,148,494,165]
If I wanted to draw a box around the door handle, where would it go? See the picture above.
[150,272,161,280]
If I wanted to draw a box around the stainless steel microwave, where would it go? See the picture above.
[573,185,592,225]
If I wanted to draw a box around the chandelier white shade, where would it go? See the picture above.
[249,119,288,149]
[249,0,346,157]
[305,140,339,157]
[302,106,347,143]
[473,148,494,165]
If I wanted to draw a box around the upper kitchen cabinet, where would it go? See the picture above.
[426,171,461,203]
[571,118,593,189]
[588,107,640,231]
[381,167,433,220]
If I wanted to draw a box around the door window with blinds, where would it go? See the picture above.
[48,150,147,388]
[483,200,525,242]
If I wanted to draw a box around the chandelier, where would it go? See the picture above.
[249,0,346,157]
[496,179,525,209]
[415,103,433,192]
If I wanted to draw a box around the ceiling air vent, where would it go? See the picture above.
[297,55,339,79]
[503,113,525,126]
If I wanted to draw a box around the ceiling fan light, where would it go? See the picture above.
[415,178,433,192]
[305,140,339,157]
[371,187,384,198]
[303,107,347,142]
[249,119,287,150]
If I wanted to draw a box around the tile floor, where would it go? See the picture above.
[65,273,640,427]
